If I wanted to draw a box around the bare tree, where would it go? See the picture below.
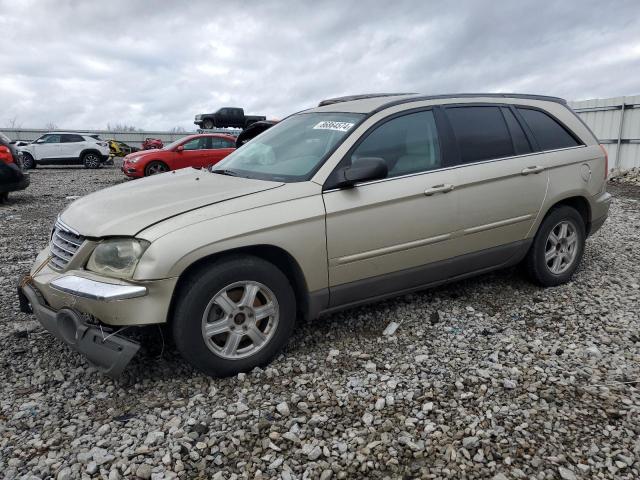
[45,121,58,130]
[169,126,187,134]
[4,116,22,129]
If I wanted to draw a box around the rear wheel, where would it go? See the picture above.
[525,206,585,286]
[0,192,8,203]
[82,152,101,169]
[21,153,36,169]
[144,161,169,176]
[172,256,296,377]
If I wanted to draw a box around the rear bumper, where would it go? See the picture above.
[589,191,612,236]
[0,167,30,194]
[19,280,140,377]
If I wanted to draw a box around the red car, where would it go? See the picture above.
[142,137,163,150]
[122,134,236,178]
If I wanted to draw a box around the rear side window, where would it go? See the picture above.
[501,108,532,154]
[445,106,514,163]
[61,134,84,143]
[516,108,580,151]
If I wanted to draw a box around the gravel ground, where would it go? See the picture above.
[1,164,639,480]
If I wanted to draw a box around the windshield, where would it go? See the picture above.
[212,112,364,182]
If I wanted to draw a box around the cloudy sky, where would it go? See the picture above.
[1,0,639,131]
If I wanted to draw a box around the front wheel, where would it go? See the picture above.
[21,153,36,169]
[172,256,296,377]
[202,119,214,130]
[525,206,585,286]
[144,161,169,176]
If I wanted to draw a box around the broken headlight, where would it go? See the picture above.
[86,238,150,279]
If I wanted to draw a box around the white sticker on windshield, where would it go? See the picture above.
[313,121,355,132]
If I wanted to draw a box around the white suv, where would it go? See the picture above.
[19,132,110,169]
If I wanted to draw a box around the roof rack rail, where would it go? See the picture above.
[318,93,417,107]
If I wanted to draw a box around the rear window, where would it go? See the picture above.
[517,108,581,151]
[446,106,514,163]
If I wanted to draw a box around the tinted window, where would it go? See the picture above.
[517,108,580,151]
[351,110,441,178]
[61,134,84,143]
[446,106,514,163]
[182,137,208,150]
[501,108,532,154]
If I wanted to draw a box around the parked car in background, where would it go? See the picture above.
[108,139,138,157]
[121,133,236,178]
[194,107,266,130]
[19,132,110,169]
[235,120,278,148]
[18,93,611,378]
[142,138,163,150]
[0,132,29,202]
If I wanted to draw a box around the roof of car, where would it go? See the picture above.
[312,93,567,114]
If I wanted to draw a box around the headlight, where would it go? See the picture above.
[127,157,140,164]
[86,238,150,279]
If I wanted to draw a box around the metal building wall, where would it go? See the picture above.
[569,96,640,171]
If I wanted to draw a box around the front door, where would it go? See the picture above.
[323,109,460,307]
[33,134,62,160]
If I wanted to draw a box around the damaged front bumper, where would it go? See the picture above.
[18,278,140,377]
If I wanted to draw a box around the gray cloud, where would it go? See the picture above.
[1,0,639,130]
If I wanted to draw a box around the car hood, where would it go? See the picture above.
[60,168,284,237]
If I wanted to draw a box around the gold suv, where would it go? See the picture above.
[19,93,611,377]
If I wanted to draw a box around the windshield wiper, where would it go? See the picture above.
[210,168,240,177]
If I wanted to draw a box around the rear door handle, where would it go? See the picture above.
[424,184,455,196]
[521,165,545,175]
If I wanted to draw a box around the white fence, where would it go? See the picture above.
[0,128,240,149]
[569,96,640,171]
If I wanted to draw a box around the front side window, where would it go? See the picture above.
[41,134,61,144]
[350,110,441,178]
[213,112,364,182]
[182,137,207,150]
[446,106,514,163]
[517,108,580,151]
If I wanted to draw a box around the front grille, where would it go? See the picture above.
[50,221,85,270]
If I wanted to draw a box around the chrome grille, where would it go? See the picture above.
[49,221,85,270]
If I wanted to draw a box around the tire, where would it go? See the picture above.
[82,152,101,169]
[525,205,585,287]
[172,255,296,377]
[21,153,36,169]
[0,192,8,203]
[203,119,214,130]
[144,161,169,176]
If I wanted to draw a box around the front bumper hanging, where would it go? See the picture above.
[18,278,140,378]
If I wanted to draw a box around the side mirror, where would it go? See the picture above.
[176,145,184,152]
[334,157,388,188]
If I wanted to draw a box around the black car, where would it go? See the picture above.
[0,133,29,202]
[235,120,278,148]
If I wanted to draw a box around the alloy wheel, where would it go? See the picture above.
[201,281,279,360]
[544,220,579,275]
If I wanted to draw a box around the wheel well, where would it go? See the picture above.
[167,245,310,325]
[548,196,591,234]
[80,149,101,158]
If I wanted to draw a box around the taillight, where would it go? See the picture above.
[599,144,608,179]
[0,145,13,164]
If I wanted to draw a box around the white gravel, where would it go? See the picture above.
[1,164,639,479]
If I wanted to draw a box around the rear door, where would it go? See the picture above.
[60,134,85,158]
[205,136,236,167]
[443,104,549,268]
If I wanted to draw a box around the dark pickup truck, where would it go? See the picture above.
[194,107,266,130]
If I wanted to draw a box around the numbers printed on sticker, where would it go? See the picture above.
[313,121,354,132]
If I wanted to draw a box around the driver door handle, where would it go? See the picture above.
[521,165,545,175]
[424,184,455,196]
